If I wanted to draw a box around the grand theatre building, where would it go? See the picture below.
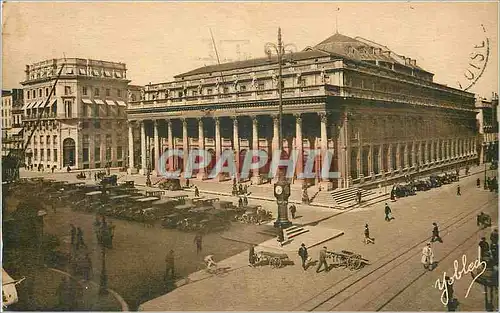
[127,32,478,190]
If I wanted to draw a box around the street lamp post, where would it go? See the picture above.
[265,28,295,231]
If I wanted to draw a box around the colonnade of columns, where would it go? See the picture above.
[351,136,478,180]
[127,112,332,185]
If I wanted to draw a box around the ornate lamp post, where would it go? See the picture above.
[265,28,295,231]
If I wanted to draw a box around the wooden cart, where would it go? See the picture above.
[254,251,290,268]
[327,250,369,271]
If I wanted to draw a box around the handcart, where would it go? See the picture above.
[327,250,369,271]
[254,251,291,268]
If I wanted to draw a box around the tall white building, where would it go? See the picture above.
[21,58,130,170]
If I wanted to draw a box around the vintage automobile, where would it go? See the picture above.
[446,172,459,182]
[238,205,273,224]
[429,175,442,188]
[413,179,432,191]
[393,183,416,198]
[437,173,451,185]
[158,178,182,191]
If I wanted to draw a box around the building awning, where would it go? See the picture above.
[94,99,105,105]
[116,100,127,107]
[79,68,87,75]
[104,71,111,77]
[34,100,47,109]
[50,99,57,107]
[106,100,116,105]
[82,98,93,104]
[8,128,23,135]
[22,101,32,110]
[26,102,36,109]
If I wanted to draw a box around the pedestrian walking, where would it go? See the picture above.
[390,188,396,201]
[479,237,490,260]
[357,190,362,205]
[238,184,243,195]
[164,250,175,281]
[431,222,443,243]
[421,243,434,270]
[93,215,102,242]
[490,228,498,247]
[289,204,297,219]
[194,233,203,254]
[186,179,190,188]
[248,244,256,267]
[76,227,86,249]
[302,188,310,204]
[243,185,248,194]
[384,203,393,221]
[194,186,200,197]
[456,185,461,196]
[316,246,329,273]
[238,197,243,208]
[243,195,248,207]
[70,224,76,246]
[364,224,375,244]
[298,243,309,270]
[477,178,481,187]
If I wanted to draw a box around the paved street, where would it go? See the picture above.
[139,169,498,311]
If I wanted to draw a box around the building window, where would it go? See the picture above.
[298,78,306,87]
[32,90,36,99]
[64,100,73,118]
[47,149,51,160]
[34,149,38,160]
[53,135,57,145]
[64,86,71,95]
[240,85,247,91]
[83,86,88,95]
[83,104,88,117]
[54,149,57,162]
[106,88,110,97]
[223,87,229,94]
[83,148,89,162]
[117,146,123,159]
[26,90,30,100]
[192,90,198,96]
[117,89,122,98]
[45,88,49,97]
[41,149,44,161]
[207,89,213,95]
[39,89,42,97]
[40,135,44,144]
[92,104,98,117]
[83,135,89,145]
[46,135,50,145]
[257,83,265,90]
[178,91,183,98]
[94,88,100,96]
[94,120,100,129]
[94,147,101,162]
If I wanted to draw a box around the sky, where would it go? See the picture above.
[2,1,498,99]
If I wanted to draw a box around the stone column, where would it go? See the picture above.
[378,144,384,175]
[182,118,188,174]
[387,144,393,174]
[295,114,303,183]
[214,117,221,181]
[441,139,446,161]
[232,117,240,181]
[368,144,374,178]
[338,113,351,188]
[153,120,159,175]
[140,120,146,175]
[430,140,435,163]
[127,122,135,174]
[450,139,455,159]
[395,142,401,171]
[320,113,328,183]
[197,118,206,179]
[405,142,410,169]
[251,116,259,184]
[418,141,423,165]
[167,119,173,171]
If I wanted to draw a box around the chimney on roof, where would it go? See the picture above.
[382,51,391,57]
[373,48,381,55]
[404,57,412,66]
[410,59,417,66]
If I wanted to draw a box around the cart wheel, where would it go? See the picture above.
[270,257,281,268]
[349,255,362,270]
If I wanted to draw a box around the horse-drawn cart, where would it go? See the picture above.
[327,250,369,271]
[254,251,291,268]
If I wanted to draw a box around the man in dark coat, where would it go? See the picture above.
[194,186,200,197]
[70,224,77,246]
[248,245,256,267]
[289,205,297,219]
[165,250,175,281]
[364,224,375,244]
[479,237,490,260]
[384,203,392,221]
[298,243,309,270]
[477,178,481,187]
[194,233,203,254]
[316,246,329,273]
[456,185,461,196]
[431,222,443,243]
